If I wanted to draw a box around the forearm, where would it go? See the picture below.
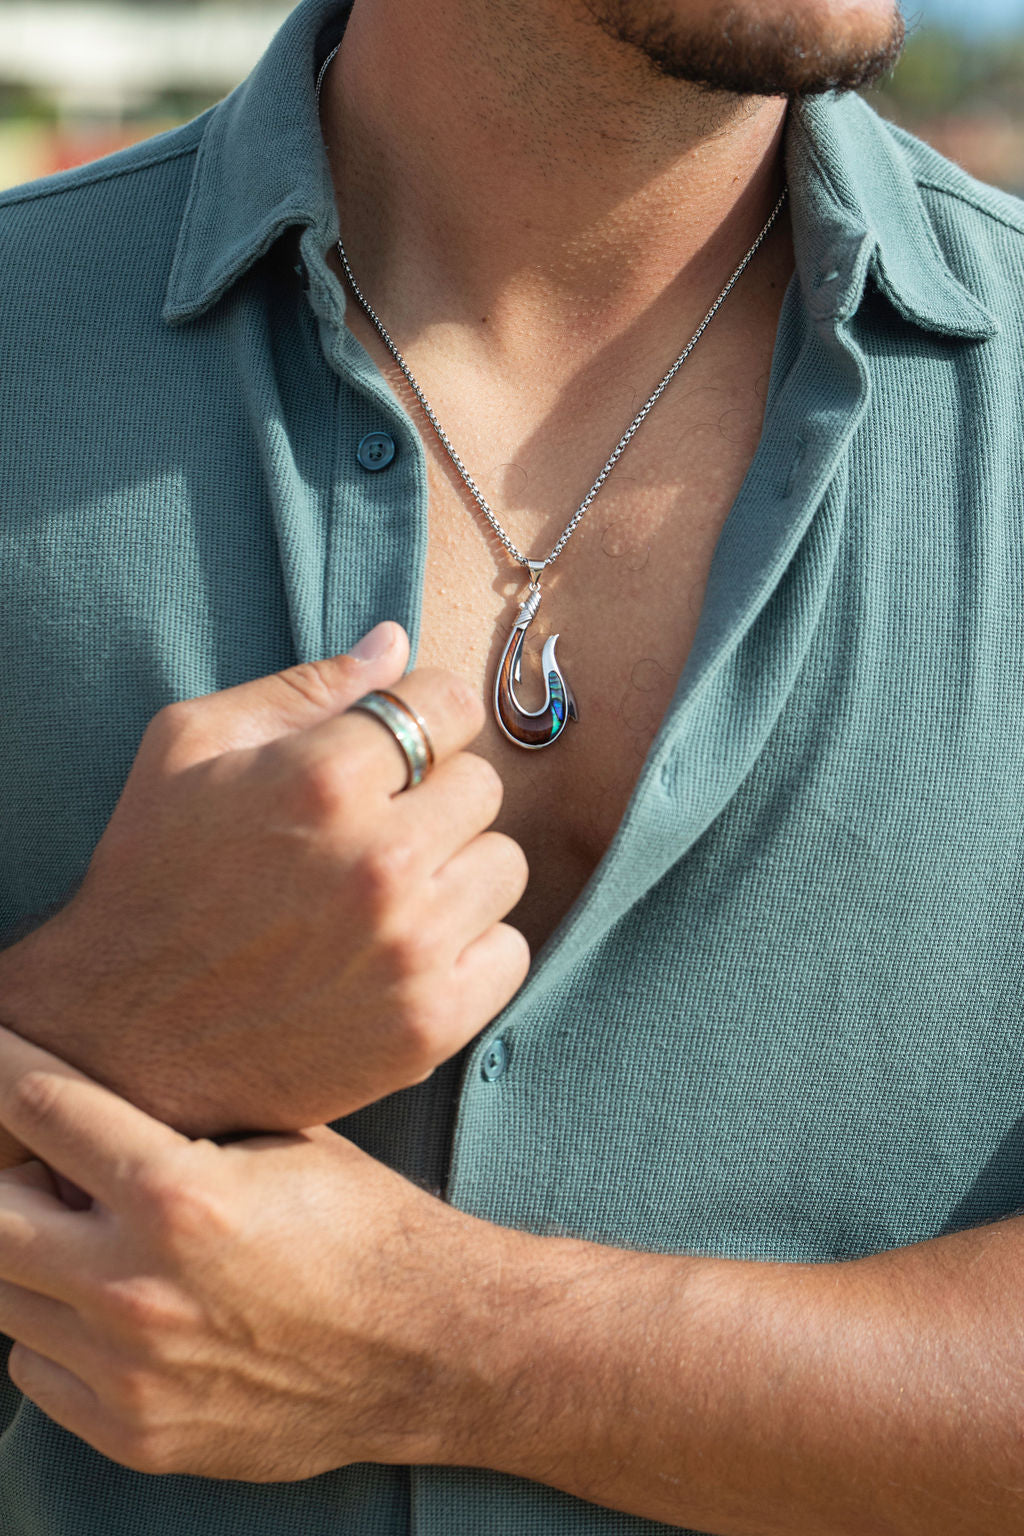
[0,1024,1015,1522]
[455,1218,1024,1536]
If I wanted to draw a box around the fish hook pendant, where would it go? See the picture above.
[493,578,579,749]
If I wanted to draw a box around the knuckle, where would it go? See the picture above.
[420,669,485,737]
[285,750,355,826]
[135,1166,232,1249]
[107,1362,161,1419]
[381,917,438,984]
[357,840,419,912]
[4,1343,31,1394]
[11,1068,67,1130]
[391,987,447,1073]
[491,831,529,890]
[297,757,345,821]
[113,1418,177,1477]
[139,699,214,775]
[146,698,197,744]
[383,954,444,1027]
[456,752,504,818]
[274,659,343,714]
[98,1275,191,1343]
[496,922,532,984]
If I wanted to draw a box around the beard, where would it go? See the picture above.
[584,2,907,96]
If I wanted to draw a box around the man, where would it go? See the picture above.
[1,0,1023,1529]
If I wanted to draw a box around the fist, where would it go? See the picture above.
[0,624,530,1136]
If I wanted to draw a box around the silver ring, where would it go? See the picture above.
[346,690,435,790]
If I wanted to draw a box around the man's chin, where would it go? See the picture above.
[586,1,907,97]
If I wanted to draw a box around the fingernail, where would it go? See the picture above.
[351,621,395,662]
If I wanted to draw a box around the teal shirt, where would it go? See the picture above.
[3,1,1024,1532]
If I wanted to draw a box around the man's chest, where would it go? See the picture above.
[336,244,790,955]
[412,384,769,953]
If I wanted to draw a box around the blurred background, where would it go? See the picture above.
[0,1,1022,195]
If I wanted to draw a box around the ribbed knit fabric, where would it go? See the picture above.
[3,0,1024,1531]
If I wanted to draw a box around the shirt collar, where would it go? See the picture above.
[787,91,995,340]
[163,0,347,325]
[164,0,996,342]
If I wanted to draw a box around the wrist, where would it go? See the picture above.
[395,1207,529,1468]
[358,1203,550,1471]
[437,1227,727,1498]
[0,903,206,1135]
[453,1230,617,1481]
[412,1216,645,1480]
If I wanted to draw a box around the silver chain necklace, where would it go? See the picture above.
[316,43,787,749]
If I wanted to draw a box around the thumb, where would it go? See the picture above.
[168,621,411,759]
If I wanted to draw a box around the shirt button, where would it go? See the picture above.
[481,1039,509,1082]
[357,432,396,471]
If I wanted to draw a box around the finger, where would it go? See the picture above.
[298,667,486,800]
[0,1025,185,1209]
[0,1157,89,1216]
[159,622,411,761]
[447,922,531,1048]
[0,1280,88,1375]
[219,1125,333,1154]
[390,752,505,869]
[0,1155,92,1220]
[6,1344,104,1451]
[0,1158,60,1196]
[0,1125,31,1173]
[0,1161,102,1300]
[0,1155,89,1216]
[430,833,530,950]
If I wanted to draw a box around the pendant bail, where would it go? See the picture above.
[526,558,546,589]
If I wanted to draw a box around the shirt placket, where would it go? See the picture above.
[297,222,431,666]
[409,214,880,1536]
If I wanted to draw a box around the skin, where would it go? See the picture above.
[0,622,529,1155]
[5,1,1023,1531]
[0,1029,1022,1534]
[319,0,895,951]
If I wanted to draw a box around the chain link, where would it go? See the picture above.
[318,43,787,576]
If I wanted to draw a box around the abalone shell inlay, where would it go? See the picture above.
[493,590,578,749]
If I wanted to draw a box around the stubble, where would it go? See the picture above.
[583,1,907,96]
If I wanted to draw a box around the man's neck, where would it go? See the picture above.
[322,0,789,355]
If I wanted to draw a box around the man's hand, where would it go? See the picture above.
[0,1026,509,1481]
[0,621,530,1138]
[0,1028,1021,1533]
